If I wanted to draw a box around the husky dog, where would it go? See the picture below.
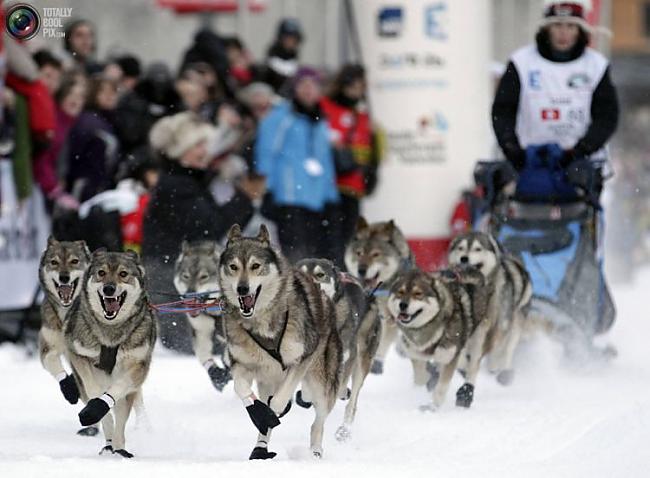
[448,231,532,387]
[64,250,157,458]
[39,237,96,430]
[174,241,231,391]
[296,258,381,442]
[387,268,479,410]
[345,217,414,374]
[218,225,342,460]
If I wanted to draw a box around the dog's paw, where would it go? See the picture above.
[370,359,384,375]
[249,447,277,460]
[59,374,80,404]
[207,364,231,391]
[311,447,323,459]
[426,368,440,392]
[245,399,280,434]
[418,403,438,413]
[268,395,292,418]
[339,387,351,401]
[295,390,312,409]
[496,369,514,386]
[335,425,351,442]
[455,383,474,408]
[77,425,100,437]
[79,397,111,426]
[99,445,113,456]
[113,449,134,459]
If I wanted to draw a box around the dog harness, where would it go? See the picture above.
[96,346,119,374]
[244,310,290,371]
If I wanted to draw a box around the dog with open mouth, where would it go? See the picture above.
[64,249,156,458]
[174,240,231,391]
[344,217,415,375]
[448,232,532,388]
[38,237,93,417]
[387,268,482,410]
[218,224,343,460]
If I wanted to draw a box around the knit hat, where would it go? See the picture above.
[277,18,303,42]
[541,1,591,30]
[149,112,216,160]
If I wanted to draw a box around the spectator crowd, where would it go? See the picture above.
[0,15,381,270]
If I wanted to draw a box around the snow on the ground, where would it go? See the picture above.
[1,270,650,478]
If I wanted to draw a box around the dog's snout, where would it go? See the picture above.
[399,301,408,312]
[59,274,70,284]
[236,284,250,296]
[358,266,367,277]
[460,256,469,264]
[103,283,117,297]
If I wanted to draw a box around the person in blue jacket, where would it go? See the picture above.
[254,67,339,262]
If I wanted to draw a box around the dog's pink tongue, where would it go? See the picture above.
[242,295,255,309]
[105,297,120,313]
[59,285,73,301]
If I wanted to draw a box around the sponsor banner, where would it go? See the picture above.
[353,0,492,237]
[0,161,49,310]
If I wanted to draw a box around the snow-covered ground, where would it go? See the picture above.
[1,270,649,478]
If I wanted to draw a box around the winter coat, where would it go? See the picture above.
[33,107,76,196]
[65,109,119,202]
[254,100,339,212]
[321,95,377,197]
[142,160,254,262]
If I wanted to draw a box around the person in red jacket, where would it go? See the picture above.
[321,64,379,266]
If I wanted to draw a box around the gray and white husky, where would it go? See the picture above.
[64,250,157,458]
[38,238,92,404]
[218,224,342,460]
[387,268,480,410]
[344,217,414,374]
[296,258,381,442]
[448,231,532,386]
[174,240,231,391]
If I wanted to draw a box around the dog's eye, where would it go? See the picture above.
[315,273,325,279]
[119,271,128,278]
[356,250,362,257]
[70,259,79,265]
[199,274,209,281]
[251,263,261,271]
[182,273,190,280]
[371,251,381,258]
[413,292,423,300]
[229,264,238,272]
[98,270,106,277]
[50,260,59,266]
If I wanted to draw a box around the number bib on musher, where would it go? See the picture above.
[511,45,609,159]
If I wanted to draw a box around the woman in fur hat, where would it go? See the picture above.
[142,111,255,352]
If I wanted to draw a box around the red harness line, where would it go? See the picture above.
[148,297,224,315]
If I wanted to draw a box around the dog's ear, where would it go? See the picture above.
[227,224,242,245]
[257,224,270,246]
[213,243,222,259]
[125,249,140,262]
[76,240,91,261]
[486,233,503,257]
[93,247,108,257]
[47,235,59,247]
[181,240,191,255]
[125,249,146,277]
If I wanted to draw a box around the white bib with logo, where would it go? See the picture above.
[512,45,608,158]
